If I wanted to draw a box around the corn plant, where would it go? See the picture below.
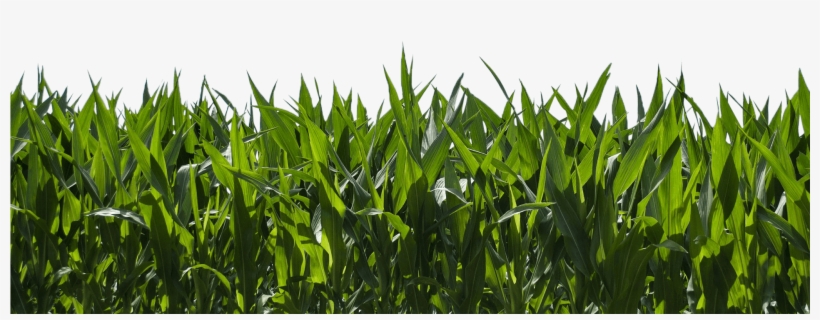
[9,50,810,313]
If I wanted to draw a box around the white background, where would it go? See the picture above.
[2,0,818,124]
[1,0,818,315]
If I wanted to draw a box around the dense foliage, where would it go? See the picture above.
[9,52,810,313]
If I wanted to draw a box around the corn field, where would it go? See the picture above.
[9,52,810,314]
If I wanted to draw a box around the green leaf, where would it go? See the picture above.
[612,102,666,196]
[497,202,553,224]
[756,206,809,255]
[86,208,148,229]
